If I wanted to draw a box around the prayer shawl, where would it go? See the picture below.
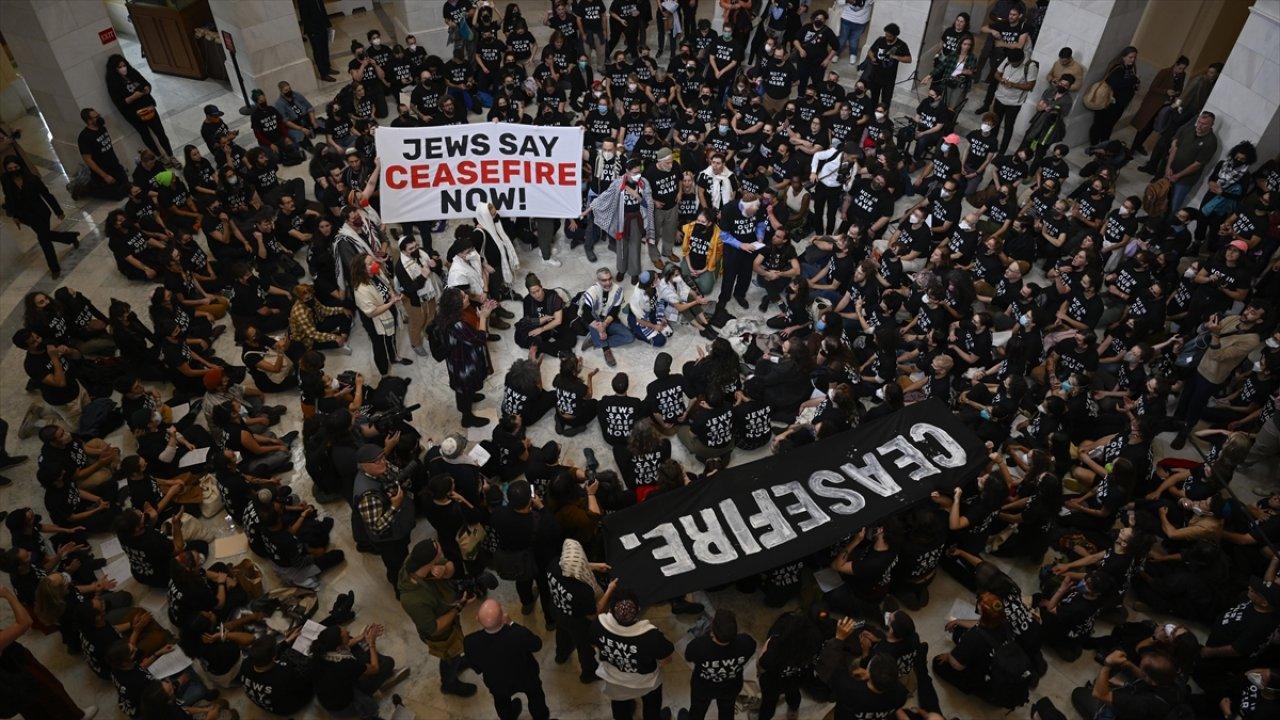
[591,175,655,243]
[334,206,384,293]
[579,282,627,322]
[474,207,521,284]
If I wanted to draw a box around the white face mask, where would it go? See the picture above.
[939,189,952,199]
[1267,337,1280,349]
[1247,671,1266,689]
[874,111,886,120]
[408,42,417,50]
[371,38,381,46]
[939,142,951,152]
[602,150,615,160]
[627,83,637,91]
[1118,206,1130,216]
[1183,267,1196,279]
[958,221,972,231]
[1254,360,1264,372]
[909,214,922,224]
[980,123,992,133]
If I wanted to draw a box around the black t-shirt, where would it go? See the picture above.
[831,673,908,720]
[685,633,757,688]
[952,624,1007,678]
[761,58,796,99]
[689,402,734,449]
[78,122,122,171]
[645,375,687,424]
[1207,600,1279,658]
[598,395,643,447]
[593,622,675,674]
[554,375,589,417]
[645,163,681,206]
[120,528,172,584]
[313,652,367,710]
[240,658,315,714]
[546,567,597,619]
[733,397,773,450]
[24,348,80,405]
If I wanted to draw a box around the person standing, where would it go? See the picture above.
[104,54,175,165]
[1129,55,1189,155]
[809,141,859,236]
[591,157,655,285]
[547,539,616,682]
[464,599,552,720]
[645,148,681,268]
[1164,111,1219,217]
[861,24,912,110]
[593,590,675,720]
[837,0,875,65]
[2,156,80,278]
[394,235,442,358]
[1172,303,1265,448]
[297,0,336,81]
[398,538,479,698]
[710,193,767,327]
[438,286,495,428]
[350,252,410,375]
[351,444,415,588]
[1089,46,1141,145]
[684,610,757,720]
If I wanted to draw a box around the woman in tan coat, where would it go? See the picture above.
[1129,56,1188,153]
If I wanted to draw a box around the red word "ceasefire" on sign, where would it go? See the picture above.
[384,160,579,190]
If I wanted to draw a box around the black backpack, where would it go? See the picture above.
[77,397,124,438]
[979,627,1033,708]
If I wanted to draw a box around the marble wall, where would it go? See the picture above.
[1012,0,1147,147]
[1195,2,1280,203]
[384,0,452,56]
[208,0,318,102]
[0,0,145,171]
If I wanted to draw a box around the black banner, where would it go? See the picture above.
[602,400,988,604]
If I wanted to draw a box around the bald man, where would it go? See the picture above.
[462,599,551,720]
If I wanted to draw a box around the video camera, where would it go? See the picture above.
[453,570,499,599]
[367,403,421,434]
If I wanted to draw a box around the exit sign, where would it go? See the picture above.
[98,27,116,45]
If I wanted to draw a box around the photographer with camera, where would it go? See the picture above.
[351,443,415,589]
[397,538,479,698]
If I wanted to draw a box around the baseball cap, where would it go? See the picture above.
[1229,239,1249,252]
[943,133,962,145]
[203,104,224,117]
[656,147,673,162]
[440,433,469,460]
[355,444,383,464]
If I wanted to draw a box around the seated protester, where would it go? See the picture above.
[308,624,402,719]
[227,262,292,336]
[37,420,122,495]
[992,471,1063,561]
[424,434,488,507]
[1070,648,1186,720]
[250,499,344,583]
[827,524,901,620]
[873,610,927,686]
[890,507,949,610]
[167,549,248,628]
[678,387,736,465]
[289,282,352,353]
[107,640,216,718]
[40,460,118,535]
[240,326,299,394]
[1227,665,1280,720]
[4,507,98,588]
[766,277,814,339]
[178,609,261,686]
[15,327,88,420]
[683,337,743,399]
[515,273,569,360]
[1194,573,1280,703]
[614,420,672,499]
[732,385,774,452]
[627,271,676,347]
[118,455,192,521]
[485,414,534,483]
[239,635,315,716]
[106,208,166,280]
[643,352,688,433]
[657,264,717,340]
[553,352,599,437]
[754,228,800,312]
[128,411,205,480]
[931,592,1026,703]
[684,610,758,720]
[1036,571,1115,661]
[499,358,556,428]
[934,469,1008,589]
[747,338,817,419]
[1073,416,1153,493]
[679,209,723,299]
[210,449,280,523]
[597,373,643,448]
[201,365,284,431]
[249,90,305,165]
[114,508,202,589]
[902,353,958,408]
[819,637,908,720]
[578,267,633,367]
[210,400,294,477]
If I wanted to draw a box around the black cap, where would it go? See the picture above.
[203,104,224,117]
[1249,577,1280,607]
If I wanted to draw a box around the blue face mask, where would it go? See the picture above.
[1061,380,1073,393]
[815,320,827,332]
[979,409,991,420]
[598,104,608,114]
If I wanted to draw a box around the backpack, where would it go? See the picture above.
[77,397,124,438]
[302,415,340,499]
[425,321,447,361]
[978,627,1033,708]
[1144,178,1173,219]
[1082,79,1114,111]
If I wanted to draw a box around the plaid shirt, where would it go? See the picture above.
[356,483,397,535]
[930,51,976,87]
[288,298,347,349]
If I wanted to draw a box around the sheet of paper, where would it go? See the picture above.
[467,443,491,466]
[98,536,123,560]
[178,447,210,468]
[948,598,980,623]
[291,619,327,655]
[813,567,843,594]
[168,402,190,420]
[147,647,193,678]
[212,533,249,559]
[103,555,133,586]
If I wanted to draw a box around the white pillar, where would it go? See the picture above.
[384,0,451,58]
[207,0,317,104]
[1012,0,1147,147]
[1194,2,1280,203]
[0,0,145,171]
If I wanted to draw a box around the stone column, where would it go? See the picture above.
[1193,2,1280,203]
[207,0,317,105]
[0,0,144,171]
[861,0,932,97]
[384,0,451,57]
[1012,0,1146,147]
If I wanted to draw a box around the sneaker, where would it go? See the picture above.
[544,256,562,267]
[583,447,599,472]
[0,454,28,471]
[699,326,719,340]
[375,667,411,698]
[849,55,858,66]
[412,345,429,357]
[735,296,749,310]
[758,296,770,312]
[603,347,617,367]
[462,414,490,428]
[582,337,595,351]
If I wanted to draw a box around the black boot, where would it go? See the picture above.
[440,656,477,697]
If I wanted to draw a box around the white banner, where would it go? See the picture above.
[375,122,584,222]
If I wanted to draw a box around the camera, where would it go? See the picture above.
[367,403,421,434]
[453,571,499,598]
